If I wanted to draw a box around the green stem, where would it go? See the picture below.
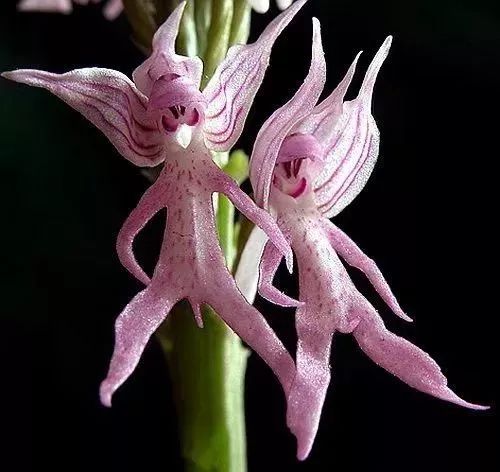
[202,0,234,87]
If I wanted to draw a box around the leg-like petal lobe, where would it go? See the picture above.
[352,303,488,410]
[132,1,203,95]
[208,283,296,394]
[258,240,302,307]
[100,286,180,406]
[314,37,392,217]
[2,68,165,167]
[203,0,309,153]
[249,18,326,209]
[18,0,72,13]
[210,166,294,271]
[287,304,334,461]
[116,176,170,285]
[321,218,412,322]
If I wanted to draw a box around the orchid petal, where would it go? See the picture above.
[203,0,309,152]
[132,1,203,96]
[18,0,72,13]
[287,302,333,460]
[234,226,268,304]
[208,284,295,393]
[293,51,361,144]
[314,37,392,217]
[249,18,326,209]
[321,219,412,322]
[2,68,165,167]
[210,167,294,271]
[100,286,181,406]
[116,178,170,285]
[352,305,489,410]
[258,240,302,307]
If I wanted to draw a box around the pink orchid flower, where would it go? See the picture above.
[3,0,311,406]
[247,0,293,14]
[249,24,488,460]
[18,0,123,20]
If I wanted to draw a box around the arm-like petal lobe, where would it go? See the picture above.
[314,37,392,217]
[117,177,170,285]
[259,240,302,307]
[203,0,308,152]
[246,0,270,13]
[132,1,203,95]
[249,18,326,209]
[321,218,412,322]
[211,168,294,271]
[352,305,488,410]
[2,68,165,167]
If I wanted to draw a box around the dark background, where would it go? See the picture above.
[0,0,497,470]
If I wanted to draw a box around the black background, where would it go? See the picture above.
[0,0,497,471]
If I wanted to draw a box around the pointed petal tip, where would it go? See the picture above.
[439,387,489,411]
[99,382,113,408]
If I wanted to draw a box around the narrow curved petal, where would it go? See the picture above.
[352,304,488,410]
[2,68,165,167]
[203,0,308,152]
[249,18,326,209]
[314,37,392,217]
[100,286,180,406]
[258,240,302,307]
[18,0,72,13]
[234,226,268,304]
[132,1,203,95]
[293,51,361,144]
[117,177,170,285]
[210,167,294,271]
[321,218,411,322]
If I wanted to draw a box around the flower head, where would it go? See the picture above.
[18,0,123,20]
[248,26,488,460]
[4,0,309,405]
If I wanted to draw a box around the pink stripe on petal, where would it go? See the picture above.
[132,2,203,96]
[249,18,326,209]
[18,0,72,13]
[313,37,391,216]
[203,0,309,152]
[2,68,165,167]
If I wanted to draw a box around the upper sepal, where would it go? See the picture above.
[2,67,166,167]
[313,37,392,217]
[249,17,326,209]
[202,0,308,153]
[132,1,203,96]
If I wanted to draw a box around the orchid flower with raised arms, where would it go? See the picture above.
[248,26,488,460]
[18,0,123,20]
[3,0,311,406]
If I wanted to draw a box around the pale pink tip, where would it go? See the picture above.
[99,381,113,408]
[437,387,489,411]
